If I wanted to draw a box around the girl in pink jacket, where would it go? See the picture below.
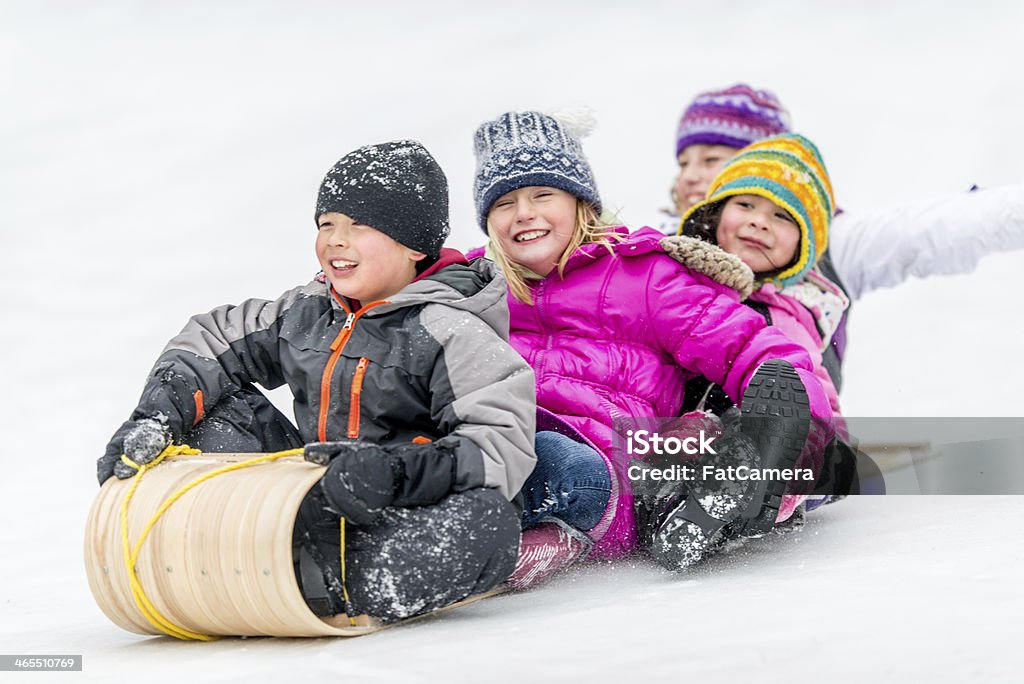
[472,111,836,579]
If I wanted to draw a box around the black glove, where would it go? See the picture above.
[97,417,172,484]
[307,440,457,527]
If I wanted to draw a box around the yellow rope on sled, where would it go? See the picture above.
[339,516,356,626]
[118,444,306,640]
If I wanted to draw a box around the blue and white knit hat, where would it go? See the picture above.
[473,110,602,230]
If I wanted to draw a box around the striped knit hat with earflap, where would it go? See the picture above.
[678,133,834,288]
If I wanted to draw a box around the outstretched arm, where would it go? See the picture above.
[98,285,306,483]
[829,182,1024,300]
[131,288,301,437]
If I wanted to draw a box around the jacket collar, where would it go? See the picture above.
[414,248,470,281]
[319,253,509,337]
[558,226,666,276]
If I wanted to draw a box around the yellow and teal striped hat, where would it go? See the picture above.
[678,133,834,288]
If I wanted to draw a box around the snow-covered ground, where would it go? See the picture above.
[2,2,1023,681]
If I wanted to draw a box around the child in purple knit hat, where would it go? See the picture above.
[671,84,791,213]
[654,82,1024,400]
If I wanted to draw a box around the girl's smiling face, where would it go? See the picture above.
[487,186,577,276]
[715,194,801,274]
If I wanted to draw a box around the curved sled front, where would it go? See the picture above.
[83,453,382,637]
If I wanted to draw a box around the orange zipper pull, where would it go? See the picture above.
[347,357,370,438]
[330,313,357,351]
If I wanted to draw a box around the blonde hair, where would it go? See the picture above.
[487,198,624,305]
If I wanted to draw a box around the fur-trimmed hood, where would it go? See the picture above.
[659,235,755,300]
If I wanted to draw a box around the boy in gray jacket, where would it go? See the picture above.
[98,140,537,622]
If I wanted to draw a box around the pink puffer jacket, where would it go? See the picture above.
[506,227,832,558]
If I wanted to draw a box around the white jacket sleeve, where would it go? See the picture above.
[829,182,1024,300]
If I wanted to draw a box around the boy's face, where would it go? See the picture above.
[673,144,740,214]
[715,194,801,275]
[487,186,577,277]
[315,212,426,303]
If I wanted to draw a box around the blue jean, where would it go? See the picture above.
[521,431,612,532]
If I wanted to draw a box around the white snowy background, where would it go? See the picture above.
[2,1,1023,681]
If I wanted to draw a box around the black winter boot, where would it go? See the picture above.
[729,359,813,536]
[647,361,812,570]
[646,410,759,570]
[293,485,347,617]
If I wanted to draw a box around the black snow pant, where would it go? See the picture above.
[182,385,520,623]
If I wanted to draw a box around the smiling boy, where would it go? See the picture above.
[99,140,537,623]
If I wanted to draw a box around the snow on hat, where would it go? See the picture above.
[315,140,450,259]
[680,133,834,288]
[473,110,602,230]
[675,84,792,157]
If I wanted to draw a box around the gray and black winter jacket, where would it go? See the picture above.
[122,254,537,500]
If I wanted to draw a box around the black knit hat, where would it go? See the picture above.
[315,140,450,259]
